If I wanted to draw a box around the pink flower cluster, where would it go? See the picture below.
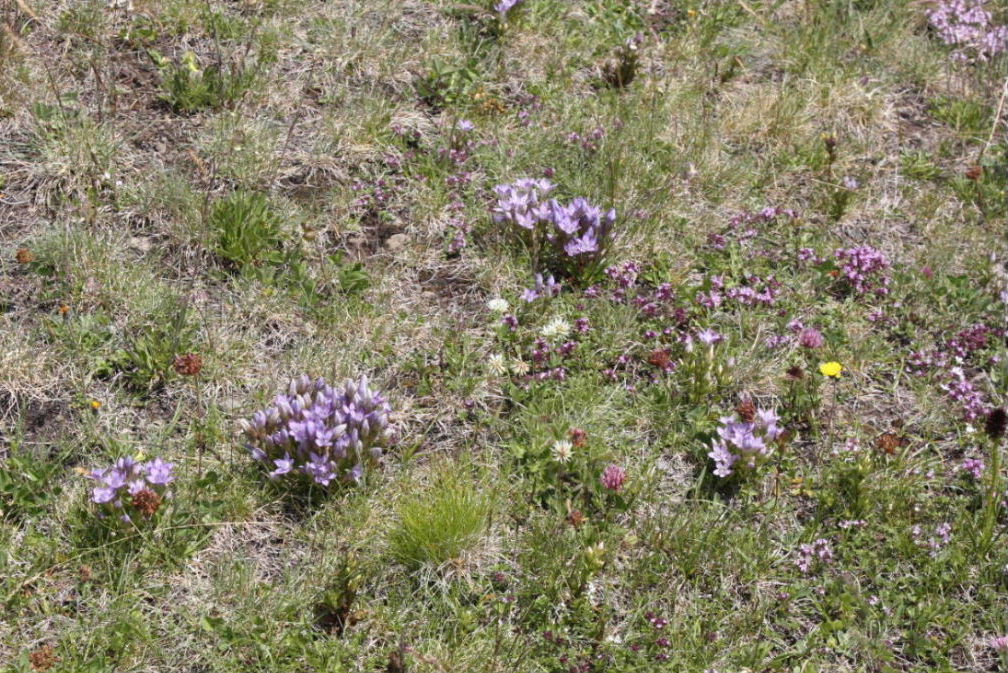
[697,274,782,309]
[601,464,627,491]
[835,245,890,295]
[708,206,798,251]
[961,457,985,480]
[928,0,1008,62]
[941,366,989,421]
[795,538,833,574]
[912,522,953,557]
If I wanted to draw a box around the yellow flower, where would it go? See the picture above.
[819,361,844,378]
[89,399,102,411]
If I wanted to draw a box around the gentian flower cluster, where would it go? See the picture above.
[492,178,616,268]
[927,0,1008,62]
[243,375,394,487]
[495,0,525,15]
[834,245,891,295]
[708,408,783,477]
[88,456,175,523]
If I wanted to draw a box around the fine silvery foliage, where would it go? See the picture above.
[242,375,394,488]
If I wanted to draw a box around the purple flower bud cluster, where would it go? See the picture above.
[927,0,1008,62]
[243,375,394,488]
[708,408,783,478]
[351,178,392,211]
[795,538,833,574]
[492,179,616,265]
[961,456,985,480]
[521,273,562,302]
[798,247,825,265]
[834,246,891,295]
[908,324,996,377]
[605,260,640,289]
[88,456,175,523]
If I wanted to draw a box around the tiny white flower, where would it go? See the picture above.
[541,316,570,340]
[487,353,508,376]
[487,298,510,314]
[551,439,573,463]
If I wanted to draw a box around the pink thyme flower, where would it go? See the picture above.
[798,328,825,349]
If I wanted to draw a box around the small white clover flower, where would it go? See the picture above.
[541,316,570,340]
[487,353,508,376]
[511,358,530,376]
[551,439,573,463]
[487,298,510,314]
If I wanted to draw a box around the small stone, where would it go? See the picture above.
[128,236,153,253]
[384,233,410,251]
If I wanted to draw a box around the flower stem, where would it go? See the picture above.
[982,436,1002,551]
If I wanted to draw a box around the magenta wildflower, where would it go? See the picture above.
[942,366,988,421]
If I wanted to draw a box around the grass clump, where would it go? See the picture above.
[388,464,493,569]
[151,50,259,113]
[209,190,284,269]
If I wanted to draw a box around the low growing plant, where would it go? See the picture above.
[388,465,492,569]
[492,178,616,280]
[708,404,784,478]
[242,375,395,488]
[150,50,258,112]
[209,190,284,270]
[86,456,176,525]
